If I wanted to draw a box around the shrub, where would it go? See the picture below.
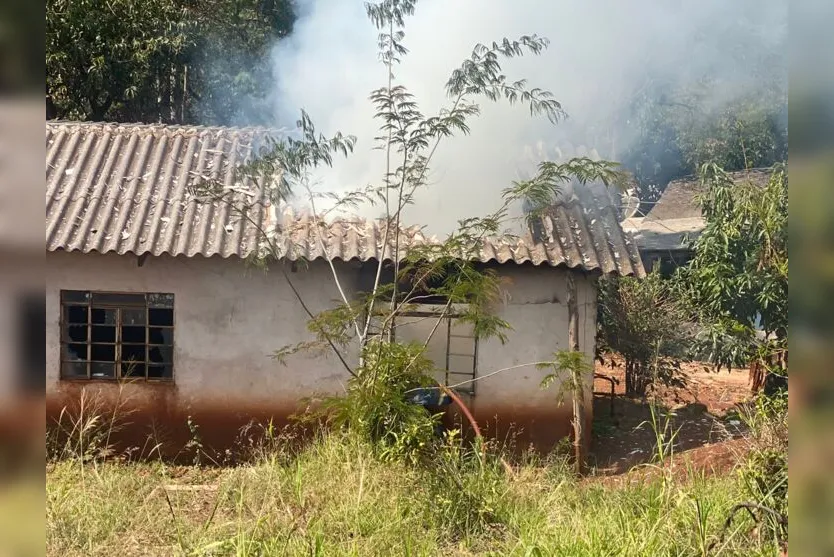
[738,391,788,547]
[677,164,787,375]
[597,271,691,397]
[420,432,510,539]
[315,339,442,464]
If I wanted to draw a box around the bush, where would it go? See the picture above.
[597,271,691,397]
[738,391,788,547]
[676,164,787,375]
[315,339,442,464]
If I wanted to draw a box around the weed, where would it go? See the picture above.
[737,391,788,547]
[183,415,204,466]
[46,385,131,463]
[47,424,781,556]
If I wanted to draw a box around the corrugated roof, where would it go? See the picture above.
[46,121,643,276]
[46,121,277,258]
[647,168,771,221]
[621,216,705,252]
[623,168,772,254]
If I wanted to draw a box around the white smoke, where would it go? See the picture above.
[266,0,787,234]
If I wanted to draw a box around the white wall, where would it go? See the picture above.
[46,251,597,450]
[463,265,597,445]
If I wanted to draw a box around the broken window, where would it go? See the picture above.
[393,305,478,395]
[60,290,174,381]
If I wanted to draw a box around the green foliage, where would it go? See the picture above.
[538,351,594,473]
[598,271,690,397]
[669,163,789,551]
[392,257,512,342]
[445,36,566,124]
[538,350,593,405]
[689,319,757,374]
[257,110,358,188]
[46,0,295,124]
[644,401,681,467]
[677,164,788,370]
[421,433,510,538]
[737,392,788,547]
[624,90,787,193]
[314,340,440,464]
[677,96,788,173]
[507,157,630,226]
[621,38,787,201]
[47,431,782,556]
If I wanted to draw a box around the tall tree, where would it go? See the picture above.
[46,0,295,125]
[183,0,296,124]
[618,5,788,206]
[620,80,787,208]
[679,163,788,372]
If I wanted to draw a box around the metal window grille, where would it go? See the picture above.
[59,290,175,381]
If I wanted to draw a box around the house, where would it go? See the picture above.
[622,168,771,275]
[45,121,644,454]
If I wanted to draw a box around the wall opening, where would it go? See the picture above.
[393,305,478,395]
[60,290,175,381]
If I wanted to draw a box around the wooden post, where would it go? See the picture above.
[567,273,587,474]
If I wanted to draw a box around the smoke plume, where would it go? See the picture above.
[266,0,787,234]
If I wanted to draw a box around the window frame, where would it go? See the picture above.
[393,303,479,396]
[59,290,175,382]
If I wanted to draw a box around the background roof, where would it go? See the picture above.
[646,168,771,221]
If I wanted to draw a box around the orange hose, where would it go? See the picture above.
[441,386,482,439]
[440,386,514,476]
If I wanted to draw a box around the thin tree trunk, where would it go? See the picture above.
[625,359,634,397]
[172,63,184,124]
[181,64,188,123]
[567,274,587,474]
[160,65,172,124]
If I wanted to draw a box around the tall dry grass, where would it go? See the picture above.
[46,400,780,557]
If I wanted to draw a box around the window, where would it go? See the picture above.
[394,305,478,395]
[60,291,174,381]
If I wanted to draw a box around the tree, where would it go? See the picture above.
[203,0,628,465]
[621,83,787,208]
[183,0,296,124]
[46,0,295,124]
[539,350,594,473]
[597,271,690,397]
[678,163,788,376]
[619,20,788,209]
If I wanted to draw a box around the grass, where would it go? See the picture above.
[47,428,778,557]
[0,472,44,556]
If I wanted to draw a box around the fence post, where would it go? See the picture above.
[567,273,587,474]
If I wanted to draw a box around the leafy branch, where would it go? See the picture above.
[195,0,629,463]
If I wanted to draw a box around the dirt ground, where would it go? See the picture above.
[589,353,753,478]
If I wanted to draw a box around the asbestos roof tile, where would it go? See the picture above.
[46,121,643,277]
[647,168,771,221]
